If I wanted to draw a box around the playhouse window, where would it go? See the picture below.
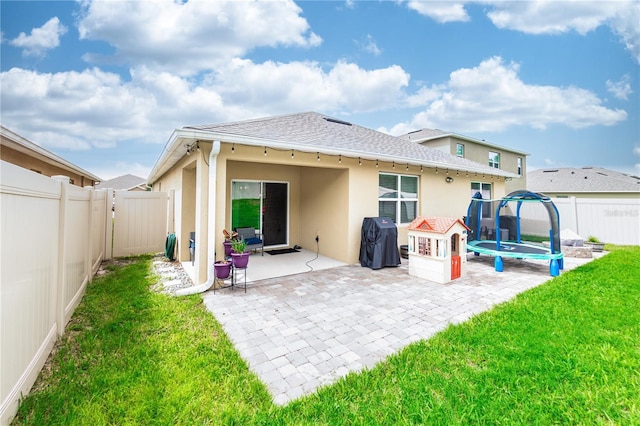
[379,173,418,224]
[417,236,431,256]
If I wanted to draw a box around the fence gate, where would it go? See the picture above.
[112,190,169,257]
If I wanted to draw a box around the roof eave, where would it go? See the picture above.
[147,128,519,183]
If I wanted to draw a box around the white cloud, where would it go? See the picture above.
[406,1,470,23]
[77,0,321,76]
[9,17,67,57]
[485,1,640,63]
[606,75,633,100]
[0,58,410,151]
[389,56,627,135]
[357,34,382,56]
[404,1,640,63]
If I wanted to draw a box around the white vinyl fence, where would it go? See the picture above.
[519,196,640,245]
[1,161,168,425]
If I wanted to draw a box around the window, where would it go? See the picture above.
[517,157,522,175]
[456,143,465,157]
[489,151,500,169]
[379,173,418,224]
[471,182,492,218]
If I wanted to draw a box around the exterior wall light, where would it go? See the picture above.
[445,176,454,183]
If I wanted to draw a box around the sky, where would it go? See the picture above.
[1,0,639,181]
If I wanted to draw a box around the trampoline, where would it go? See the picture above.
[465,190,564,276]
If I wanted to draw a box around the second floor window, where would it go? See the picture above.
[517,157,522,175]
[489,152,500,169]
[456,143,465,157]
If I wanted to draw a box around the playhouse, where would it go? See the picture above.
[407,217,470,284]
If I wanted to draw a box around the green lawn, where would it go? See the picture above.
[13,248,640,425]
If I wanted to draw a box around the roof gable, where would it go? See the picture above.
[408,216,469,234]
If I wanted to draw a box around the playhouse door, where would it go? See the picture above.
[451,255,461,280]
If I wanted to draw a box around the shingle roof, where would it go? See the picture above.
[399,127,529,156]
[528,167,640,193]
[95,174,146,190]
[185,112,513,176]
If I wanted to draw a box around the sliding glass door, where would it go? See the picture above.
[231,180,288,246]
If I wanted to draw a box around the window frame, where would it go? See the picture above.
[488,151,500,169]
[378,172,419,225]
[470,181,493,218]
[517,157,522,175]
[456,143,465,157]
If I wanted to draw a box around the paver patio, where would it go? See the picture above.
[202,253,600,405]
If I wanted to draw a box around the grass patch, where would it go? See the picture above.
[13,249,640,424]
[13,255,271,425]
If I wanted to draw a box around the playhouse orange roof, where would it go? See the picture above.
[408,216,469,234]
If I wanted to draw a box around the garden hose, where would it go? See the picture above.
[165,233,177,261]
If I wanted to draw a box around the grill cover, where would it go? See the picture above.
[359,217,401,269]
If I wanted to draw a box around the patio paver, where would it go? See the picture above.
[202,253,600,405]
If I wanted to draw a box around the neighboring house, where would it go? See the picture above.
[95,174,148,191]
[528,166,640,199]
[147,112,517,285]
[0,125,100,187]
[399,129,529,195]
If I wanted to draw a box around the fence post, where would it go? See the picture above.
[569,197,579,236]
[52,176,69,336]
[103,188,113,260]
[85,186,95,282]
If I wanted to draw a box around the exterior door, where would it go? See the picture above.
[262,182,288,246]
[231,181,288,247]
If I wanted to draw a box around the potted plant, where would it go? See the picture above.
[585,236,604,252]
[230,238,250,268]
[222,229,238,257]
[213,260,231,279]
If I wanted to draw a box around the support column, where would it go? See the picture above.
[176,140,220,296]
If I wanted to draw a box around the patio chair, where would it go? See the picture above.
[235,227,264,255]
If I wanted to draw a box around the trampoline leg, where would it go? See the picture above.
[550,259,560,277]
[474,252,480,256]
[495,256,503,272]
[559,258,564,270]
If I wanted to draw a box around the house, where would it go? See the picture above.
[95,174,148,191]
[147,112,517,286]
[1,126,101,187]
[399,129,529,195]
[528,167,640,199]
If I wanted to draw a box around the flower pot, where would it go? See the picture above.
[223,241,233,257]
[214,261,231,279]
[585,241,604,252]
[231,251,250,268]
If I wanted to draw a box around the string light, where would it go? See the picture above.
[339,155,342,163]
[358,157,362,166]
[406,163,409,171]
[420,165,423,173]
[291,150,294,159]
[376,159,379,168]
[231,144,235,153]
[392,161,395,169]
[435,168,438,174]
[264,147,267,156]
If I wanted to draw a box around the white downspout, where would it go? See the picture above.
[176,140,220,296]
